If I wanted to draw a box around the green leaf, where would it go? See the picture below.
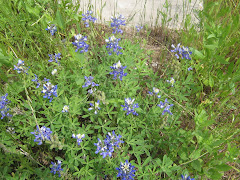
[209,76,214,87]
[191,160,201,171]
[232,74,240,83]
[207,34,216,39]
[76,78,84,85]
[216,56,229,64]
[0,48,10,67]
[193,49,205,59]
[204,44,217,50]
[215,164,232,171]
[162,155,173,167]
[55,156,64,161]
[56,10,65,29]
[82,115,89,118]
[227,62,234,75]
[65,97,68,104]
[142,156,152,167]
[208,168,223,179]
[190,149,201,159]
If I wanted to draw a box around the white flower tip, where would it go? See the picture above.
[115,61,122,68]
[51,69,57,75]
[110,35,116,41]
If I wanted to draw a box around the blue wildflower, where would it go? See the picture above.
[105,35,122,55]
[158,98,174,115]
[180,174,195,180]
[136,25,143,32]
[50,160,63,177]
[88,100,101,114]
[43,78,50,82]
[188,67,193,71]
[46,24,57,36]
[88,87,96,94]
[171,43,192,60]
[72,34,89,53]
[14,59,29,74]
[72,134,85,145]
[82,76,99,88]
[121,98,139,116]
[31,125,52,145]
[0,93,12,119]
[62,105,69,113]
[116,160,136,180]
[32,74,41,88]
[48,53,61,65]
[82,11,97,27]
[110,61,127,81]
[41,81,58,102]
[94,131,124,158]
[94,138,109,158]
[148,87,161,98]
[105,131,124,148]
[166,77,175,87]
[111,15,126,34]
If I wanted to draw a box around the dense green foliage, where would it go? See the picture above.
[0,0,239,179]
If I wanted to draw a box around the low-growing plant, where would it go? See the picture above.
[0,0,239,179]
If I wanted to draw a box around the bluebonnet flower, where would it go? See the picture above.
[14,59,29,74]
[82,11,97,27]
[88,87,96,94]
[94,131,124,158]
[188,67,193,71]
[94,138,109,158]
[82,76,99,88]
[148,87,161,98]
[105,131,124,148]
[116,160,136,180]
[166,77,175,87]
[72,34,89,53]
[110,61,127,81]
[105,35,122,55]
[46,24,57,36]
[6,127,15,134]
[121,98,139,116]
[41,81,58,102]
[0,93,12,119]
[50,160,63,177]
[180,174,195,180]
[31,125,52,145]
[48,53,61,65]
[43,78,50,82]
[111,15,126,34]
[158,98,174,115]
[62,105,69,112]
[88,100,101,114]
[171,43,192,60]
[51,69,57,75]
[32,74,41,88]
[72,133,85,145]
[136,25,143,32]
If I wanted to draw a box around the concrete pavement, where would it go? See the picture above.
[74,0,203,29]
